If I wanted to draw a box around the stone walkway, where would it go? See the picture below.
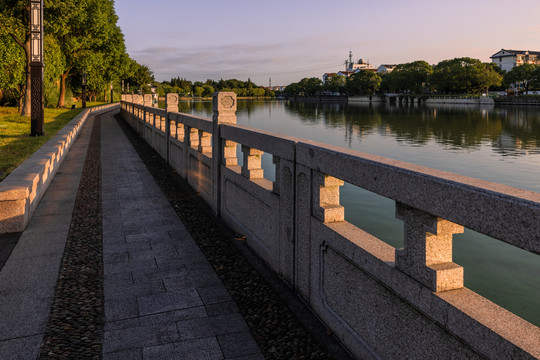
[0,110,263,359]
[100,111,262,359]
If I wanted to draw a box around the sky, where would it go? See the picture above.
[115,0,540,86]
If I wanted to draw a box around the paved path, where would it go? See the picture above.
[0,109,263,359]
[100,111,262,359]
[0,115,96,359]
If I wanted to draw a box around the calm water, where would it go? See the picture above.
[175,99,540,326]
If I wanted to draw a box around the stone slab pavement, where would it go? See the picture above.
[0,109,264,360]
[100,110,263,359]
[0,115,97,360]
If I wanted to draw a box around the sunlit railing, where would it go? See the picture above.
[120,93,539,359]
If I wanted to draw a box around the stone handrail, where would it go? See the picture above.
[0,103,119,233]
[120,93,539,359]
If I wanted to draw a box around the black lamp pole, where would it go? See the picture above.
[30,0,44,136]
[82,70,87,108]
[110,83,113,103]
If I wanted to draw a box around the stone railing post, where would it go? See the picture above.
[312,171,344,223]
[395,202,464,292]
[212,92,237,216]
[143,94,152,107]
[165,93,178,164]
[241,146,263,179]
[134,95,144,127]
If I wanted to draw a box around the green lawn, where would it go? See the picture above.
[0,103,107,181]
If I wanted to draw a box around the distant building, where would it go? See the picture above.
[266,86,286,92]
[377,64,398,73]
[337,71,355,77]
[490,49,540,72]
[323,73,338,83]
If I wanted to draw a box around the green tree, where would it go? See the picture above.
[381,61,433,93]
[0,0,32,114]
[429,57,502,94]
[194,86,204,97]
[346,70,381,95]
[0,33,25,106]
[323,75,346,93]
[46,0,121,107]
[530,66,540,90]
[504,63,539,94]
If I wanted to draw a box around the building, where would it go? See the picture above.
[490,49,540,72]
[377,64,398,73]
[322,73,338,83]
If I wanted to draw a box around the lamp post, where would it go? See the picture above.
[122,80,124,94]
[82,70,87,108]
[30,0,44,136]
[110,83,113,104]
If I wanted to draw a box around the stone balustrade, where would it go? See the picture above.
[0,103,119,233]
[120,92,540,359]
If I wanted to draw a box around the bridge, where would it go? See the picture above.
[0,92,538,358]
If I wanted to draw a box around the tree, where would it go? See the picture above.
[346,70,381,95]
[530,66,540,90]
[381,61,432,93]
[0,1,32,115]
[429,57,502,94]
[323,75,346,93]
[46,0,121,107]
[504,63,539,94]
[0,33,25,106]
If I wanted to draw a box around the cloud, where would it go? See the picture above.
[129,37,342,84]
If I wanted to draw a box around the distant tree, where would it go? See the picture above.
[299,77,323,96]
[323,75,346,93]
[202,84,214,97]
[429,57,502,94]
[194,86,204,97]
[530,66,540,90]
[346,70,381,95]
[504,63,539,94]
[381,61,432,93]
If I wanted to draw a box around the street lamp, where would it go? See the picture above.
[110,83,113,104]
[30,0,44,136]
[82,70,87,108]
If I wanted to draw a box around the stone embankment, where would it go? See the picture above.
[495,96,540,106]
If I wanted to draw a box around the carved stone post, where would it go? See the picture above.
[165,94,179,163]
[143,94,152,107]
[212,92,237,215]
[395,202,464,292]
[241,146,263,179]
[312,171,344,223]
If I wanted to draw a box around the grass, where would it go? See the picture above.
[0,102,107,181]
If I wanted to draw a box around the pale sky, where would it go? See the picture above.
[115,0,540,86]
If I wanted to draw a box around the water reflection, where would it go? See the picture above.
[283,101,540,154]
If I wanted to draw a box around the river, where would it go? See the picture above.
[174,99,540,327]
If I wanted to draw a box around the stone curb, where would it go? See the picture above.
[0,104,119,233]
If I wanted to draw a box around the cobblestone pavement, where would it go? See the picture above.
[100,111,263,359]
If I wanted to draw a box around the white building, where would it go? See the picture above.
[377,64,398,73]
[490,49,540,72]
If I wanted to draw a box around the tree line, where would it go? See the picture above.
[0,0,153,115]
[284,57,540,97]
[159,77,274,98]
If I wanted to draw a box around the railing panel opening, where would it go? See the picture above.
[453,227,540,327]
[340,182,404,248]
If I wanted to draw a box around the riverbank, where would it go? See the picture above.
[495,95,540,106]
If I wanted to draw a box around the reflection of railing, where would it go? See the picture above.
[120,93,540,359]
